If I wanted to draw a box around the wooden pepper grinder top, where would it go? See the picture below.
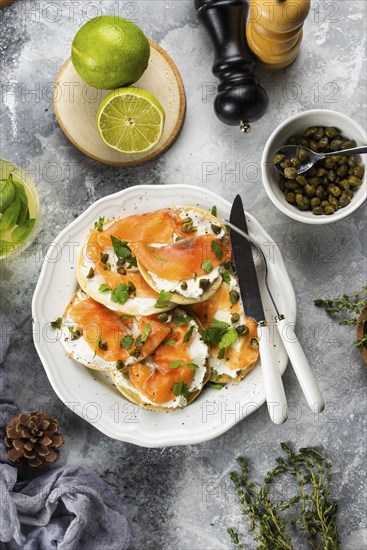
[246,0,311,70]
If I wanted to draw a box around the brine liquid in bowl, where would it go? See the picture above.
[0,159,40,260]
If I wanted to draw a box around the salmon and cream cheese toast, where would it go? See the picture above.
[61,290,171,370]
[130,207,232,304]
[188,272,260,384]
[111,308,210,410]
[78,207,231,313]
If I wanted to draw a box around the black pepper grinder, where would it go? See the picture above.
[195,0,269,132]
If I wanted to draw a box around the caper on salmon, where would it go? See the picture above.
[272,126,364,215]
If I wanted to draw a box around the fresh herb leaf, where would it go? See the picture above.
[11,219,35,245]
[211,239,223,260]
[193,272,198,281]
[175,315,193,326]
[94,216,104,232]
[221,269,231,284]
[172,381,190,399]
[208,382,224,390]
[0,240,15,256]
[51,317,62,329]
[162,339,177,346]
[127,257,138,268]
[155,290,172,308]
[111,235,133,260]
[111,284,130,305]
[228,443,339,550]
[140,322,152,343]
[143,244,167,261]
[120,335,134,350]
[0,196,20,232]
[202,319,230,344]
[201,258,213,273]
[169,359,186,369]
[211,205,217,217]
[229,292,238,305]
[98,284,111,293]
[314,286,367,351]
[0,174,15,213]
[219,327,238,349]
[13,180,28,205]
[186,363,199,370]
[183,325,195,343]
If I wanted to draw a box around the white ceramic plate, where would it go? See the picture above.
[32,185,296,447]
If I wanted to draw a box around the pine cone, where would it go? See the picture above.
[4,411,65,468]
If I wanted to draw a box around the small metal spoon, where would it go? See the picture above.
[274,144,367,175]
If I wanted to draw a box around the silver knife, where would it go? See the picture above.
[230,194,288,424]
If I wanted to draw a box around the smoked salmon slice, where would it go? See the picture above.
[97,209,185,248]
[67,296,170,362]
[129,363,194,404]
[131,235,232,281]
[189,282,259,371]
[85,229,158,299]
[151,325,192,375]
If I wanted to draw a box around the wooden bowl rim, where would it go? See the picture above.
[53,40,186,167]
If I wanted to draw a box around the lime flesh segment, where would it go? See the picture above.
[97,89,165,154]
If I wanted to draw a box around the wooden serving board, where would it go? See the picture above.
[53,41,186,167]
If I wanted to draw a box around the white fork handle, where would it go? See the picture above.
[258,323,288,425]
[276,317,325,414]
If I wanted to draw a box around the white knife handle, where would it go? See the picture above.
[257,322,288,425]
[276,317,325,414]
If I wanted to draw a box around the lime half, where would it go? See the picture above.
[96,88,165,154]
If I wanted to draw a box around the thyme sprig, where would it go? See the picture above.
[228,443,339,550]
[314,286,367,349]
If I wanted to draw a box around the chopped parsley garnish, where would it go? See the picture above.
[202,319,230,344]
[98,284,111,293]
[94,216,105,232]
[211,240,223,260]
[162,339,177,346]
[183,325,195,343]
[202,318,238,350]
[143,244,167,261]
[155,290,172,308]
[111,284,131,305]
[120,335,134,350]
[51,317,62,329]
[186,363,199,370]
[169,359,186,370]
[221,269,231,284]
[111,235,135,261]
[140,322,152,343]
[218,327,238,349]
[207,382,224,390]
[127,257,138,268]
[193,272,198,281]
[175,315,193,326]
[172,381,191,399]
[169,359,199,371]
[201,258,213,273]
[211,205,217,217]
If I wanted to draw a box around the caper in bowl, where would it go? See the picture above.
[261,110,366,225]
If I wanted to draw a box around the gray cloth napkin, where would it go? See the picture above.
[0,313,131,550]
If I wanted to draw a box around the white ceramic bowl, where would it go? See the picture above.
[32,184,296,447]
[261,110,366,224]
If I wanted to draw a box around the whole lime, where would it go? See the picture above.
[71,16,150,90]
